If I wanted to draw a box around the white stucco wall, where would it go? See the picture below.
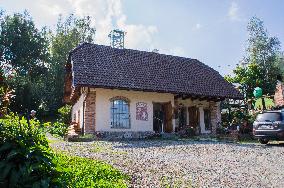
[71,93,85,128]
[94,88,174,132]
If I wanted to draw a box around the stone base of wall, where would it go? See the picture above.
[95,131,156,140]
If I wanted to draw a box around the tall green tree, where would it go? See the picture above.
[226,17,282,100]
[0,11,49,113]
[45,14,96,114]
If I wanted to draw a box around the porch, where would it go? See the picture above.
[174,95,221,135]
[152,96,221,135]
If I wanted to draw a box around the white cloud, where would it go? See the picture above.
[66,0,158,50]
[192,23,202,30]
[161,46,186,57]
[38,0,67,16]
[228,2,241,21]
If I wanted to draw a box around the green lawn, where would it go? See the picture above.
[55,154,129,188]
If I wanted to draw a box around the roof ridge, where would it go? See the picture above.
[71,42,194,61]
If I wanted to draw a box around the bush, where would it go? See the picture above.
[56,154,128,188]
[57,105,71,125]
[0,114,129,188]
[0,114,60,188]
[48,122,69,138]
[47,105,72,138]
[177,126,196,138]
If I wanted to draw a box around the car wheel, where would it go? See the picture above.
[259,138,269,144]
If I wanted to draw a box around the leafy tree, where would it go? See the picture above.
[226,17,282,100]
[0,11,49,114]
[0,11,96,117]
[225,63,263,100]
[45,14,95,114]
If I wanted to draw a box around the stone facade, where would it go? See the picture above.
[84,91,96,133]
[209,101,218,135]
[95,131,155,140]
[274,81,284,107]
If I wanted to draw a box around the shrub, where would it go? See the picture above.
[47,105,72,138]
[0,114,128,188]
[177,126,196,138]
[56,154,128,188]
[48,121,69,138]
[57,105,71,125]
[0,114,60,188]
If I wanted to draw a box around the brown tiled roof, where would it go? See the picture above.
[68,43,242,99]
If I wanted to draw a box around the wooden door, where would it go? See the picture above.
[153,103,163,133]
[188,106,199,128]
[164,102,173,133]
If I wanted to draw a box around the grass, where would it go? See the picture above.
[55,153,129,188]
[160,176,194,188]
[68,133,98,142]
[46,135,129,187]
[238,139,258,144]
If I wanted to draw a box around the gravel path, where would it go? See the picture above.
[50,139,284,188]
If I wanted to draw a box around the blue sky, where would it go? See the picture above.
[1,0,283,75]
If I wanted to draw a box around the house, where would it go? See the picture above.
[64,43,242,138]
[274,80,284,107]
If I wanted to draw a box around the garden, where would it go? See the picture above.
[0,113,128,188]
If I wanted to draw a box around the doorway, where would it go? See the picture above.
[153,102,173,133]
[188,106,199,133]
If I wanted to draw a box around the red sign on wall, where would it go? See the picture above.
[136,102,148,121]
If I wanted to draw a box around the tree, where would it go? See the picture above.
[225,63,263,100]
[0,11,49,113]
[45,14,95,114]
[0,11,96,117]
[226,17,282,100]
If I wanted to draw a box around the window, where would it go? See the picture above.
[256,112,282,122]
[110,98,130,129]
[78,110,80,125]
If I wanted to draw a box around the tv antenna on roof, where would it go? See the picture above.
[108,29,126,49]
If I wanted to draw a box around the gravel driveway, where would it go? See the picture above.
[50,139,284,188]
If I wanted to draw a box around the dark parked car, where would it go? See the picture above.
[253,110,284,144]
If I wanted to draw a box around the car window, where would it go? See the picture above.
[256,112,282,122]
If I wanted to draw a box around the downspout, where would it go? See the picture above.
[82,87,90,135]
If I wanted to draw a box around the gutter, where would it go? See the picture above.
[82,87,90,135]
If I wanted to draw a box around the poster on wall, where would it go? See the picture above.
[136,102,148,121]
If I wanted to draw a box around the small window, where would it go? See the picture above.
[110,99,130,129]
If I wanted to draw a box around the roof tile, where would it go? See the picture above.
[69,43,242,99]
